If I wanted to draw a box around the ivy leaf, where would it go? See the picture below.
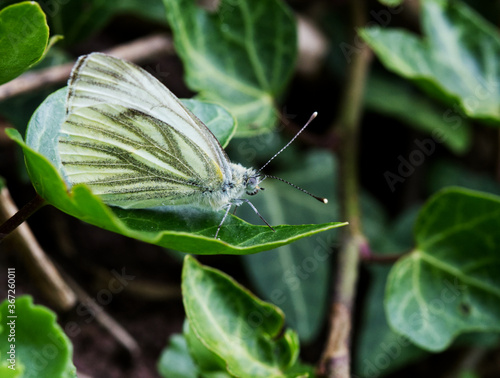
[385,188,500,351]
[360,0,500,124]
[355,207,426,377]
[0,296,76,378]
[163,0,297,136]
[9,89,345,255]
[0,1,50,84]
[182,256,311,377]
[183,320,231,376]
[182,99,235,148]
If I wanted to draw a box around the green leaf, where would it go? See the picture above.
[182,99,236,148]
[360,0,500,124]
[183,320,231,376]
[163,0,297,136]
[364,72,471,154]
[355,207,426,377]
[157,333,200,378]
[386,188,500,351]
[11,89,345,255]
[182,256,310,377]
[158,320,233,378]
[241,151,337,342]
[0,1,50,84]
[0,296,76,378]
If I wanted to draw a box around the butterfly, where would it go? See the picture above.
[58,53,326,238]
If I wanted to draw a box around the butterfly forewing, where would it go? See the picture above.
[59,53,231,208]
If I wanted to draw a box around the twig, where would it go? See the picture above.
[0,188,76,311]
[361,253,405,264]
[0,192,47,242]
[0,33,174,101]
[359,242,406,264]
[318,0,372,376]
[61,269,141,357]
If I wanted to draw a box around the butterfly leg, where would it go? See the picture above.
[240,199,275,232]
[215,204,233,239]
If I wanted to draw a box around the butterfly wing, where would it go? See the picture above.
[59,53,232,209]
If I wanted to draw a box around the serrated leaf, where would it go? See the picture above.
[360,0,500,124]
[163,0,297,136]
[0,1,50,84]
[10,89,345,255]
[386,188,500,351]
[182,256,310,377]
[0,296,76,378]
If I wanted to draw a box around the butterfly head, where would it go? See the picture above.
[244,173,265,196]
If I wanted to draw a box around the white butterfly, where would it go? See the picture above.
[58,53,325,238]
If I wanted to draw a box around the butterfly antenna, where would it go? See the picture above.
[264,174,328,204]
[257,112,318,174]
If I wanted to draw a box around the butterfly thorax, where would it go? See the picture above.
[202,163,260,210]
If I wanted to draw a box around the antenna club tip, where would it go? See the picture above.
[322,198,328,204]
[312,111,318,118]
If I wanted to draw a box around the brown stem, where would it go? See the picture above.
[0,192,47,242]
[359,243,407,264]
[362,253,406,264]
[318,0,372,376]
[0,188,76,310]
[0,33,174,101]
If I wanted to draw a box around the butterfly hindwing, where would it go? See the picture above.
[59,53,231,208]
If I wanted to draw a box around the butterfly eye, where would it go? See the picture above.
[246,176,260,195]
[247,177,257,187]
